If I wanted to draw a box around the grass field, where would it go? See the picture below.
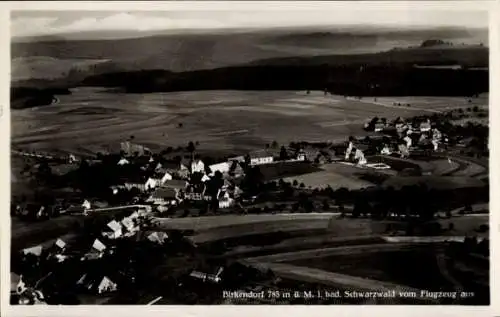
[11,88,481,157]
[286,246,453,291]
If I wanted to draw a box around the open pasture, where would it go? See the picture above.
[11,89,472,156]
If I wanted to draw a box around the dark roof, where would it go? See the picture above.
[250,149,277,159]
[151,187,177,199]
[163,179,187,189]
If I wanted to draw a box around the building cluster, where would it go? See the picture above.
[12,205,170,304]
[362,117,445,159]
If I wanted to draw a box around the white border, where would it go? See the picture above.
[1,2,498,317]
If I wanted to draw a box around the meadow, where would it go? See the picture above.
[11,88,481,158]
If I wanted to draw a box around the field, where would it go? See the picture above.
[11,88,482,157]
[286,246,453,290]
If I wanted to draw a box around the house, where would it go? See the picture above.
[374,121,385,132]
[21,245,43,257]
[54,238,66,251]
[147,232,168,245]
[82,199,91,210]
[398,144,410,158]
[11,272,26,294]
[81,238,106,260]
[345,141,354,160]
[431,128,442,151]
[147,187,180,205]
[403,135,413,149]
[209,162,231,175]
[98,276,118,294]
[191,158,205,173]
[77,274,118,294]
[420,119,432,132]
[117,158,130,166]
[186,192,204,201]
[120,141,149,157]
[295,149,306,161]
[218,190,234,209]
[354,149,367,165]
[160,160,190,172]
[121,217,138,234]
[103,220,123,239]
[249,150,274,166]
[122,175,150,192]
[380,144,393,155]
[228,161,245,177]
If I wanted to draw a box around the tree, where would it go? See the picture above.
[299,183,305,188]
[472,106,479,112]
[279,146,288,161]
[271,141,279,148]
[187,141,196,155]
[322,199,330,211]
[293,180,299,187]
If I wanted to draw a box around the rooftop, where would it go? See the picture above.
[151,187,177,199]
[163,179,188,189]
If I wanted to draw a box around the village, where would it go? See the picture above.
[10,103,489,305]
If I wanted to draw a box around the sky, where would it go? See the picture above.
[11,10,488,38]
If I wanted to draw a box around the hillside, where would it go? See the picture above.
[11,27,487,81]
[247,46,488,68]
[80,65,488,97]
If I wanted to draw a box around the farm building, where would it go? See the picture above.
[249,149,275,165]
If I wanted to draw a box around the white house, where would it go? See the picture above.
[218,191,234,209]
[354,149,367,165]
[21,245,43,257]
[431,128,442,151]
[380,145,392,155]
[374,122,385,132]
[296,149,306,161]
[209,162,231,175]
[147,232,168,245]
[403,135,413,149]
[92,239,107,253]
[420,119,431,132]
[11,272,26,295]
[191,159,205,173]
[117,158,130,166]
[250,150,274,166]
[82,200,91,210]
[54,238,66,250]
[345,141,354,160]
[103,220,123,239]
[398,144,410,158]
[97,276,118,294]
[121,217,138,234]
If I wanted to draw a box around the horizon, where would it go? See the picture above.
[11,10,488,40]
